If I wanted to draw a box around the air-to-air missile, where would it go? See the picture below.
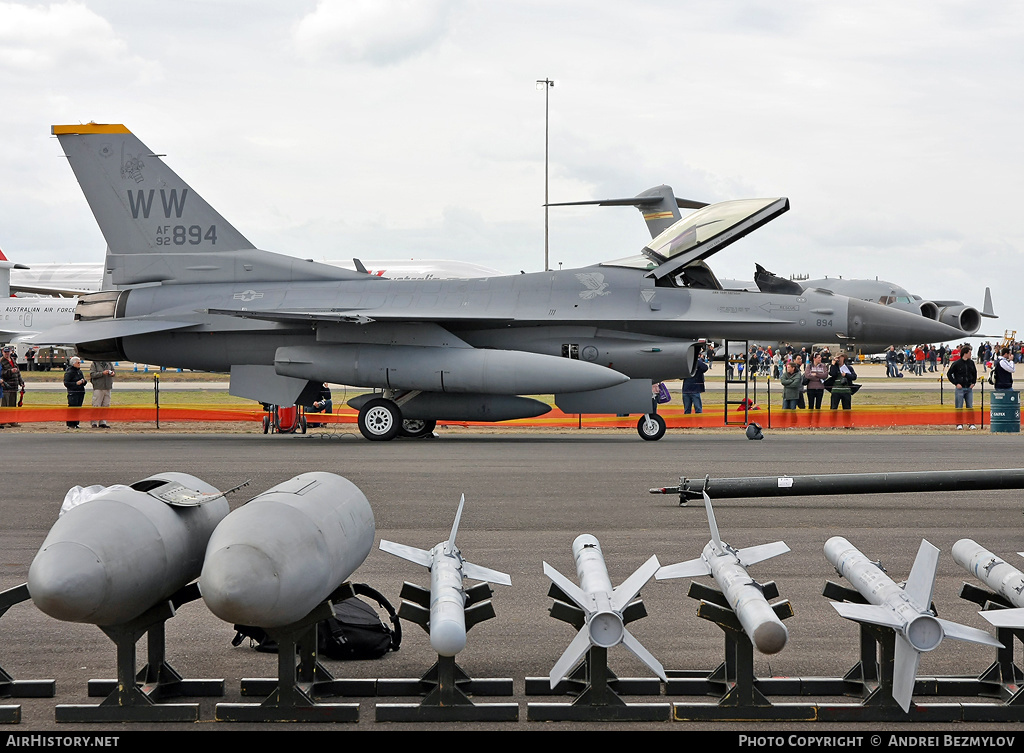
[543,535,665,689]
[953,539,1024,629]
[656,492,790,654]
[201,473,375,628]
[28,473,230,625]
[379,494,511,656]
[824,536,1002,712]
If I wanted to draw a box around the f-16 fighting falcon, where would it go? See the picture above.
[38,124,965,441]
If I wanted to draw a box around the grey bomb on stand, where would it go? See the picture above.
[201,472,375,628]
[28,473,229,625]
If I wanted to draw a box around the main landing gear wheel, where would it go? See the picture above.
[637,413,666,441]
[358,398,402,441]
[399,418,437,438]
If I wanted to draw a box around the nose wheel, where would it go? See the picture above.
[637,413,666,441]
[358,398,402,441]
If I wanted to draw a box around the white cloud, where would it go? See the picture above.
[293,0,460,65]
[0,1,152,76]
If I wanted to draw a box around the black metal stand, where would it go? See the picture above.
[813,581,964,721]
[667,580,813,720]
[217,583,371,722]
[957,582,1024,720]
[376,581,517,721]
[56,584,219,722]
[526,582,669,721]
[1,584,55,724]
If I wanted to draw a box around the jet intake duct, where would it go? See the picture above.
[275,344,628,395]
[937,305,981,335]
[918,301,939,320]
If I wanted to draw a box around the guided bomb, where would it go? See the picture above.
[28,473,229,625]
[656,492,789,654]
[201,472,375,627]
[953,538,1024,629]
[825,536,1001,712]
[543,535,665,688]
[380,495,511,656]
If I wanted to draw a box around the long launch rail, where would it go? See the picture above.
[651,468,1024,504]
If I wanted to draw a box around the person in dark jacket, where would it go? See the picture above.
[64,356,87,428]
[681,357,709,414]
[306,382,333,427]
[827,352,858,410]
[947,344,978,429]
[994,347,1015,390]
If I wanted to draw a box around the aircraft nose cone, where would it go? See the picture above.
[28,542,107,623]
[201,544,280,625]
[846,297,964,346]
[752,621,789,655]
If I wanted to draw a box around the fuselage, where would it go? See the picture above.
[81,265,954,385]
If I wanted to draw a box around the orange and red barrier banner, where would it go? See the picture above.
[0,403,998,429]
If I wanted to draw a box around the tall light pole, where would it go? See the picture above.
[537,78,554,272]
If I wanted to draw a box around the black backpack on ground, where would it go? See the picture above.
[231,583,401,660]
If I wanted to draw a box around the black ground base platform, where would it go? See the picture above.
[54,586,216,723]
[376,655,518,722]
[1,583,56,723]
[215,585,361,723]
[525,647,670,722]
[528,702,670,722]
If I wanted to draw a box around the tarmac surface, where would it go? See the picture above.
[2,430,1023,735]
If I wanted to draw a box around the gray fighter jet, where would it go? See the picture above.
[39,124,964,441]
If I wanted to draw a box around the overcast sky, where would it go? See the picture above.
[1,1,1022,339]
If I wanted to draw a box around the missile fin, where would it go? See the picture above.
[621,627,667,682]
[462,561,512,586]
[379,540,432,568]
[549,626,592,689]
[703,492,724,554]
[903,539,940,612]
[656,558,712,580]
[612,555,661,612]
[830,601,903,630]
[737,541,790,567]
[893,634,921,713]
[935,617,1003,647]
[979,607,1024,629]
[445,494,466,555]
[543,562,587,610]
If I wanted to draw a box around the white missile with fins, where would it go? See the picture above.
[953,539,1024,628]
[543,535,665,688]
[825,536,1002,712]
[379,495,511,656]
[655,492,790,654]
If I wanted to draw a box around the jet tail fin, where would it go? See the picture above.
[983,287,997,318]
[548,185,707,238]
[51,124,363,287]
